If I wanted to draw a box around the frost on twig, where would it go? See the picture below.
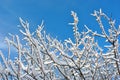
[0,9,120,80]
[69,11,80,47]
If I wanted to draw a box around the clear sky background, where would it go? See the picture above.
[0,0,120,53]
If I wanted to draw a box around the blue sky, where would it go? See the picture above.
[0,0,120,52]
